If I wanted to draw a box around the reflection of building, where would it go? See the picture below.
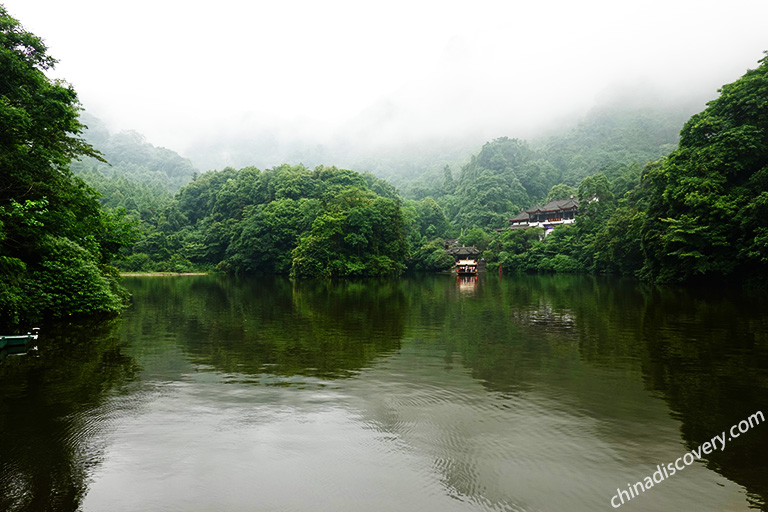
[508,197,579,230]
[509,303,576,334]
[456,275,477,294]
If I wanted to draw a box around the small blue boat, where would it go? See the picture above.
[0,328,39,351]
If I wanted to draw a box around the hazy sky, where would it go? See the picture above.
[4,0,767,164]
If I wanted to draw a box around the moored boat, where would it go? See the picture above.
[0,328,39,351]
[455,259,478,275]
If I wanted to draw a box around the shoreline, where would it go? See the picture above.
[119,272,211,277]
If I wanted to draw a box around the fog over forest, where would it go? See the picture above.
[4,0,767,174]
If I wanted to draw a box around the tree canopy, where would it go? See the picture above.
[111,163,412,277]
[639,53,768,282]
[481,53,768,284]
[0,6,136,324]
[37,1,763,289]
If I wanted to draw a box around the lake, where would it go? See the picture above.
[1,274,767,511]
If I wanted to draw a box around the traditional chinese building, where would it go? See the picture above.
[445,245,486,272]
[446,245,482,259]
[508,197,579,230]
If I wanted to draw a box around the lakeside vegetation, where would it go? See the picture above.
[68,112,687,279]
[1,3,767,323]
[0,7,137,324]
[96,51,768,286]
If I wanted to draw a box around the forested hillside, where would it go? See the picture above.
[67,114,199,234]
[115,164,416,277]
[69,51,768,287]
[75,53,767,285]
[0,7,136,324]
[483,53,768,283]
[639,55,768,282]
[3,0,765,327]
[70,82,695,241]
[401,106,691,232]
[72,113,198,193]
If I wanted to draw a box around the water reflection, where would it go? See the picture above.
[0,275,766,511]
[636,285,768,509]
[0,319,139,512]
[123,276,405,379]
[456,275,478,296]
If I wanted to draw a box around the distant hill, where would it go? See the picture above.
[71,113,200,194]
[535,105,693,185]
[71,101,696,226]
[177,102,696,199]
[396,103,696,225]
[342,102,698,198]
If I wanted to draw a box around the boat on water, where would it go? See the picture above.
[455,258,478,276]
[0,328,39,351]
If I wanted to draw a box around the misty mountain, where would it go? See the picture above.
[72,113,200,193]
[178,101,696,202]
[397,102,696,205]
[535,104,693,184]
[72,92,698,229]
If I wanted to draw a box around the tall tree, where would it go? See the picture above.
[640,53,768,282]
[0,6,134,323]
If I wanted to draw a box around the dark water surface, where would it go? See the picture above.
[1,274,767,511]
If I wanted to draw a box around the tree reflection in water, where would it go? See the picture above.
[0,319,140,512]
[0,275,765,511]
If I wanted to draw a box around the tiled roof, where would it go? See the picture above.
[446,246,482,257]
[526,197,578,214]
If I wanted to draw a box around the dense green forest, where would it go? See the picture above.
[2,3,767,323]
[82,52,766,285]
[72,113,198,194]
[70,106,692,276]
[0,7,136,324]
[482,53,768,283]
[71,53,767,285]
[400,105,688,208]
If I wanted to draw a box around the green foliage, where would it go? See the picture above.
[410,197,449,239]
[392,105,686,242]
[639,53,768,282]
[400,108,681,236]
[177,167,240,224]
[25,236,127,318]
[227,198,320,274]
[538,106,687,185]
[458,227,492,251]
[488,227,544,273]
[590,206,645,275]
[71,114,199,194]
[484,168,639,276]
[408,239,455,272]
[290,187,409,277]
[117,162,414,277]
[66,82,691,281]
[160,254,195,273]
[479,53,768,284]
[538,253,582,273]
[361,171,400,200]
[547,183,576,202]
[0,7,134,323]
[26,10,761,286]
[450,137,534,230]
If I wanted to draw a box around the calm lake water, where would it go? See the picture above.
[1,274,767,511]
